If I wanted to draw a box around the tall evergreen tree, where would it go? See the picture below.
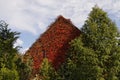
[60,6,120,80]
[0,20,20,80]
[0,20,20,53]
[81,6,120,80]
[0,20,20,69]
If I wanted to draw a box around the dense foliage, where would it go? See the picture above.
[15,54,32,80]
[59,6,120,80]
[0,21,20,80]
[0,21,31,80]
[81,6,120,80]
[0,66,19,80]
[39,58,62,80]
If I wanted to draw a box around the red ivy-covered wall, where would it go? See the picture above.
[24,15,81,74]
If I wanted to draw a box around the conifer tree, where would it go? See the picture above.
[0,20,20,69]
[0,20,20,80]
[60,6,120,80]
[81,6,120,80]
[0,20,20,53]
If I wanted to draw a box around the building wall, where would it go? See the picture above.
[24,16,81,74]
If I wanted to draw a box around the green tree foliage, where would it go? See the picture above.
[0,20,20,53]
[0,65,19,80]
[39,58,61,80]
[15,54,32,80]
[0,20,33,80]
[60,6,120,80]
[0,20,20,69]
[59,38,101,80]
[0,21,32,80]
[81,6,120,80]
[58,57,77,80]
[0,21,20,80]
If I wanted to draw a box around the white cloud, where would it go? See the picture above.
[0,0,120,34]
[14,39,28,54]
[14,39,23,48]
[20,47,29,54]
[1,0,120,53]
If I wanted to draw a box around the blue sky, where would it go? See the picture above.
[0,0,120,53]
